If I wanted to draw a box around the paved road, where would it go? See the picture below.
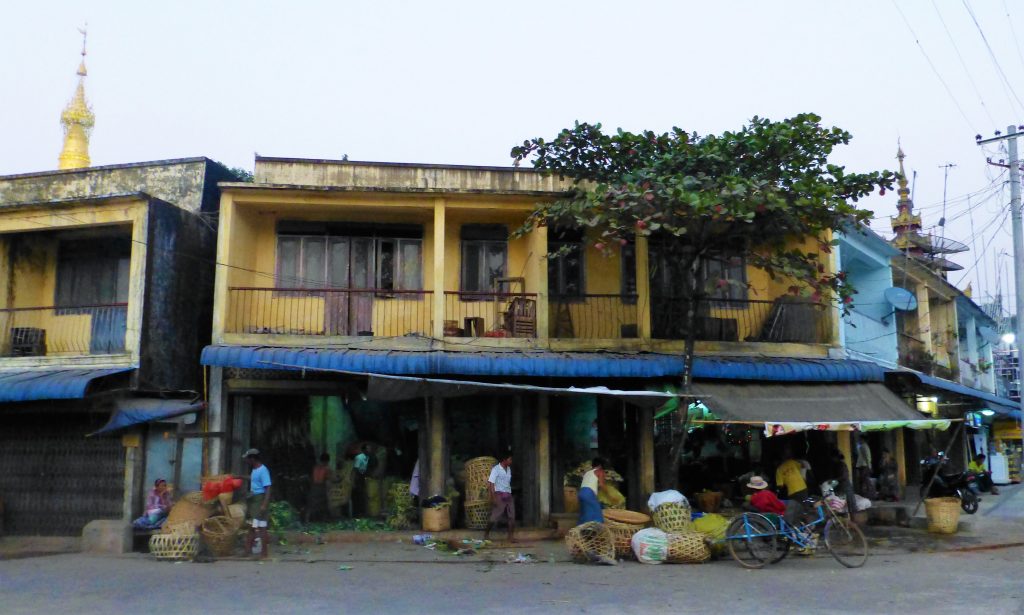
[2,545,1022,614]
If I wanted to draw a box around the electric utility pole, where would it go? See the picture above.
[977,125,1024,462]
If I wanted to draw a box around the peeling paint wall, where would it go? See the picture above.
[0,158,235,213]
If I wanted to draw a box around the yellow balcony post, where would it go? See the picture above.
[916,285,932,354]
[635,235,652,340]
[212,194,234,344]
[527,224,549,341]
[432,199,446,340]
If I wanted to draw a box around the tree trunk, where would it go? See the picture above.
[662,254,703,491]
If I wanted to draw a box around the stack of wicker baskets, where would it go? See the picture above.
[463,456,497,529]
[652,501,692,533]
[603,509,650,560]
[150,522,200,561]
[665,531,711,563]
[163,492,214,532]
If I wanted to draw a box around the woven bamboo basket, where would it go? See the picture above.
[162,521,199,536]
[464,456,498,485]
[565,522,615,564]
[563,486,579,513]
[603,510,650,559]
[652,502,693,533]
[227,503,246,521]
[695,491,723,513]
[180,491,206,505]
[666,531,711,564]
[164,495,213,530]
[422,506,451,532]
[149,531,200,560]
[464,499,491,529]
[201,515,242,557]
[925,497,961,534]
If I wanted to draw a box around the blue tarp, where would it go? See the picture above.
[0,366,135,403]
[897,371,1020,415]
[91,398,206,435]
[200,345,887,382]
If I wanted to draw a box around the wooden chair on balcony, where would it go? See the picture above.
[504,296,537,338]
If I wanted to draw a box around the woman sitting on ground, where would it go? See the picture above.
[132,479,173,530]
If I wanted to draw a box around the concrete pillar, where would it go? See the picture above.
[537,395,551,525]
[635,235,652,340]
[837,431,854,480]
[895,428,907,488]
[426,397,447,497]
[638,406,655,503]
[432,199,446,339]
[916,285,932,354]
[121,432,143,521]
[527,224,550,341]
[207,366,226,474]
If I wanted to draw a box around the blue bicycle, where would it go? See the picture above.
[724,485,868,569]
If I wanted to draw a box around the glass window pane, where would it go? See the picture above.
[277,237,301,286]
[563,244,582,296]
[328,238,350,288]
[378,240,395,290]
[115,257,131,303]
[303,237,327,288]
[485,242,507,290]
[398,240,422,290]
[350,238,374,289]
[462,243,482,291]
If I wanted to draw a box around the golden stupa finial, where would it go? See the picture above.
[890,141,923,250]
[58,25,95,170]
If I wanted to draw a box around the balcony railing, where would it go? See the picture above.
[226,287,433,337]
[650,296,831,343]
[549,294,640,339]
[443,291,538,338]
[0,303,128,357]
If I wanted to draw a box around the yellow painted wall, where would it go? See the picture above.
[213,188,838,351]
[0,199,145,360]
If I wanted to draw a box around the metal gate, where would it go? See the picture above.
[0,414,124,536]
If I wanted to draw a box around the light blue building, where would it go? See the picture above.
[837,223,901,367]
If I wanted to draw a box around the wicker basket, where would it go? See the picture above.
[422,506,451,532]
[180,491,206,505]
[464,499,491,530]
[565,522,615,564]
[149,531,200,560]
[227,503,246,521]
[603,510,650,559]
[652,502,692,533]
[666,531,711,564]
[201,516,242,557]
[925,497,961,534]
[563,487,579,513]
[164,495,213,530]
[464,456,498,486]
[695,491,723,513]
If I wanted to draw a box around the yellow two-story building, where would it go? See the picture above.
[0,158,235,538]
[199,156,931,528]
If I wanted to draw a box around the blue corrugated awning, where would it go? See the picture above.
[892,370,1020,415]
[200,345,887,382]
[91,398,206,435]
[0,367,135,403]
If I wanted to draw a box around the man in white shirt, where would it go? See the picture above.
[484,453,515,542]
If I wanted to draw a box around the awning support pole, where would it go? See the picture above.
[911,419,966,519]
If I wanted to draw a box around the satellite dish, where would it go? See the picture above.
[979,326,1002,344]
[884,287,918,311]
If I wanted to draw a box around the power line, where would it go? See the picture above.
[933,0,999,129]
[1003,0,1024,76]
[962,0,1024,116]
[892,0,979,133]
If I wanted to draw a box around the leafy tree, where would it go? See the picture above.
[511,113,895,488]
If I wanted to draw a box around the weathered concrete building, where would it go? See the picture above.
[0,158,238,538]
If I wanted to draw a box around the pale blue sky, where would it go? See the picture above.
[3,1,1023,309]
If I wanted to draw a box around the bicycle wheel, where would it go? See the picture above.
[824,518,868,568]
[726,513,778,569]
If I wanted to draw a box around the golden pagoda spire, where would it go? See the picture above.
[890,142,923,251]
[58,26,95,170]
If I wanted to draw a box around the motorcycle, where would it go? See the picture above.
[920,454,980,514]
